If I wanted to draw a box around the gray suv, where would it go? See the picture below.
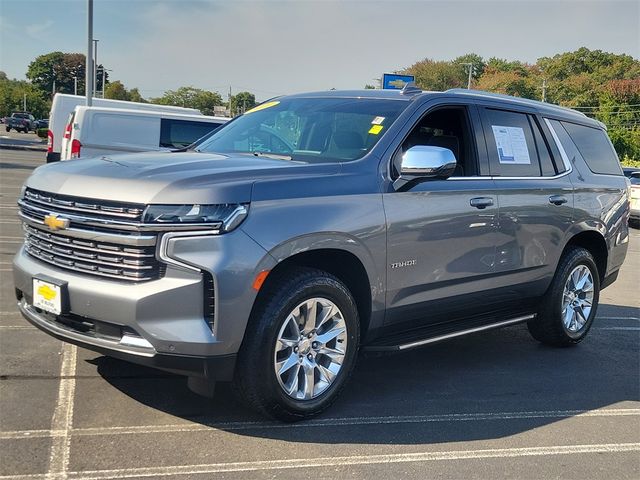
[13,87,631,421]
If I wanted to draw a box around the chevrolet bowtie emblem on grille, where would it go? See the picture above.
[43,214,70,231]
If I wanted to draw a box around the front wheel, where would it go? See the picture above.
[234,267,360,421]
[528,246,600,346]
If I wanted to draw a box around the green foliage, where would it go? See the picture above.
[26,52,90,96]
[608,128,640,164]
[364,84,376,89]
[230,91,256,115]
[104,81,130,100]
[150,87,223,115]
[37,128,48,139]
[0,75,50,118]
[404,58,468,91]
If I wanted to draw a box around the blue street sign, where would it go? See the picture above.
[382,73,415,90]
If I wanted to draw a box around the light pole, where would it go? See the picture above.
[73,76,78,95]
[86,0,94,106]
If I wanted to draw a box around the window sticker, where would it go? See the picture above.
[244,101,280,115]
[368,125,384,135]
[491,125,531,164]
[371,116,385,125]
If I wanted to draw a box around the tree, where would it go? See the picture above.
[454,53,486,82]
[403,58,467,91]
[104,81,130,100]
[26,52,88,96]
[0,75,50,118]
[128,88,147,103]
[364,84,376,89]
[151,86,223,115]
[230,91,256,115]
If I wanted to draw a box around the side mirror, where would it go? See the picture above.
[393,145,457,190]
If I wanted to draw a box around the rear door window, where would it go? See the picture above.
[159,119,224,149]
[481,108,542,177]
[560,121,622,175]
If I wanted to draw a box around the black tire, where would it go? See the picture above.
[234,267,360,422]
[5,127,10,132]
[527,246,600,346]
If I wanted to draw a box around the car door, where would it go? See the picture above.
[478,105,574,310]
[383,101,503,328]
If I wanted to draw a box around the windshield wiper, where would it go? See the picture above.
[252,151,292,161]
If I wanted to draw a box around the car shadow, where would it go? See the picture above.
[89,303,639,444]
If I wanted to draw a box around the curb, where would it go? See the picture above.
[0,144,47,153]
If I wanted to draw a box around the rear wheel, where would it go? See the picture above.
[5,127,10,132]
[234,267,360,421]
[528,246,600,346]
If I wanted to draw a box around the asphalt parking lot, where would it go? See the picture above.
[0,149,638,480]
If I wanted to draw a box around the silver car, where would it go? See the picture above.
[13,87,630,421]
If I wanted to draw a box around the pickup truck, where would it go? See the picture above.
[6,112,36,133]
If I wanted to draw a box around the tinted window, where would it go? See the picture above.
[483,109,541,177]
[530,116,557,176]
[159,119,223,149]
[560,121,622,176]
[196,98,407,163]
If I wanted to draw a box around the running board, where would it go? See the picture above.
[364,314,535,352]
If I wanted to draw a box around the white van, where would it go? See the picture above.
[47,94,204,163]
[60,106,228,160]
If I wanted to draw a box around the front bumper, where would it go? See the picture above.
[13,228,275,379]
[17,297,236,379]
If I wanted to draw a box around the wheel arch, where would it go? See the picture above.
[253,246,376,339]
[562,230,608,282]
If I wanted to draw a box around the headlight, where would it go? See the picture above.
[142,204,249,232]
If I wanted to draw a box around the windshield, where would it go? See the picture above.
[195,97,407,162]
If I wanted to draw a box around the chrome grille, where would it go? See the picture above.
[23,188,144,220]
[19,188,161,282]
[23,224,161,281]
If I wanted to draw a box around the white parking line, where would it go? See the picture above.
[598,316,640,321]
[1,443,637,480]
[1,408,638,440]
[598,327,640,331]
[45,343,77,480]
[0,326,33,330]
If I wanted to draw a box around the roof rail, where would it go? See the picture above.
[443,88,588,117]
[401,81,422,95]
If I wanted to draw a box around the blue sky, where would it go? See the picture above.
[1,0,638,101]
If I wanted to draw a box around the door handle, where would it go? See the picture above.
[549,195,568,206]
[469,197,494,209]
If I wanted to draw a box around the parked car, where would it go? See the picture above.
[59,106,228,160]
[6,112,36,132]
[13,87,630,421]
[46,93,204,163]
[35,119,49,129]
[628,170,640,226]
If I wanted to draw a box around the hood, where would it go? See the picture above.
[25,151,341,205]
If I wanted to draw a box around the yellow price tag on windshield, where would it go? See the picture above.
[245,101,280,114]
[368,125,384,135]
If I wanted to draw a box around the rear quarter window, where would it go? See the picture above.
[560,121,622,176]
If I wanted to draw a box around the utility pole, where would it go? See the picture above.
[73,76,78,95]
[86,0,94,106]
[101,68,112,98]
[228,85,232,116]
[541,79,547,102]
[23,94,26,111]
[92,39,99,97]
[461,63,474,89]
